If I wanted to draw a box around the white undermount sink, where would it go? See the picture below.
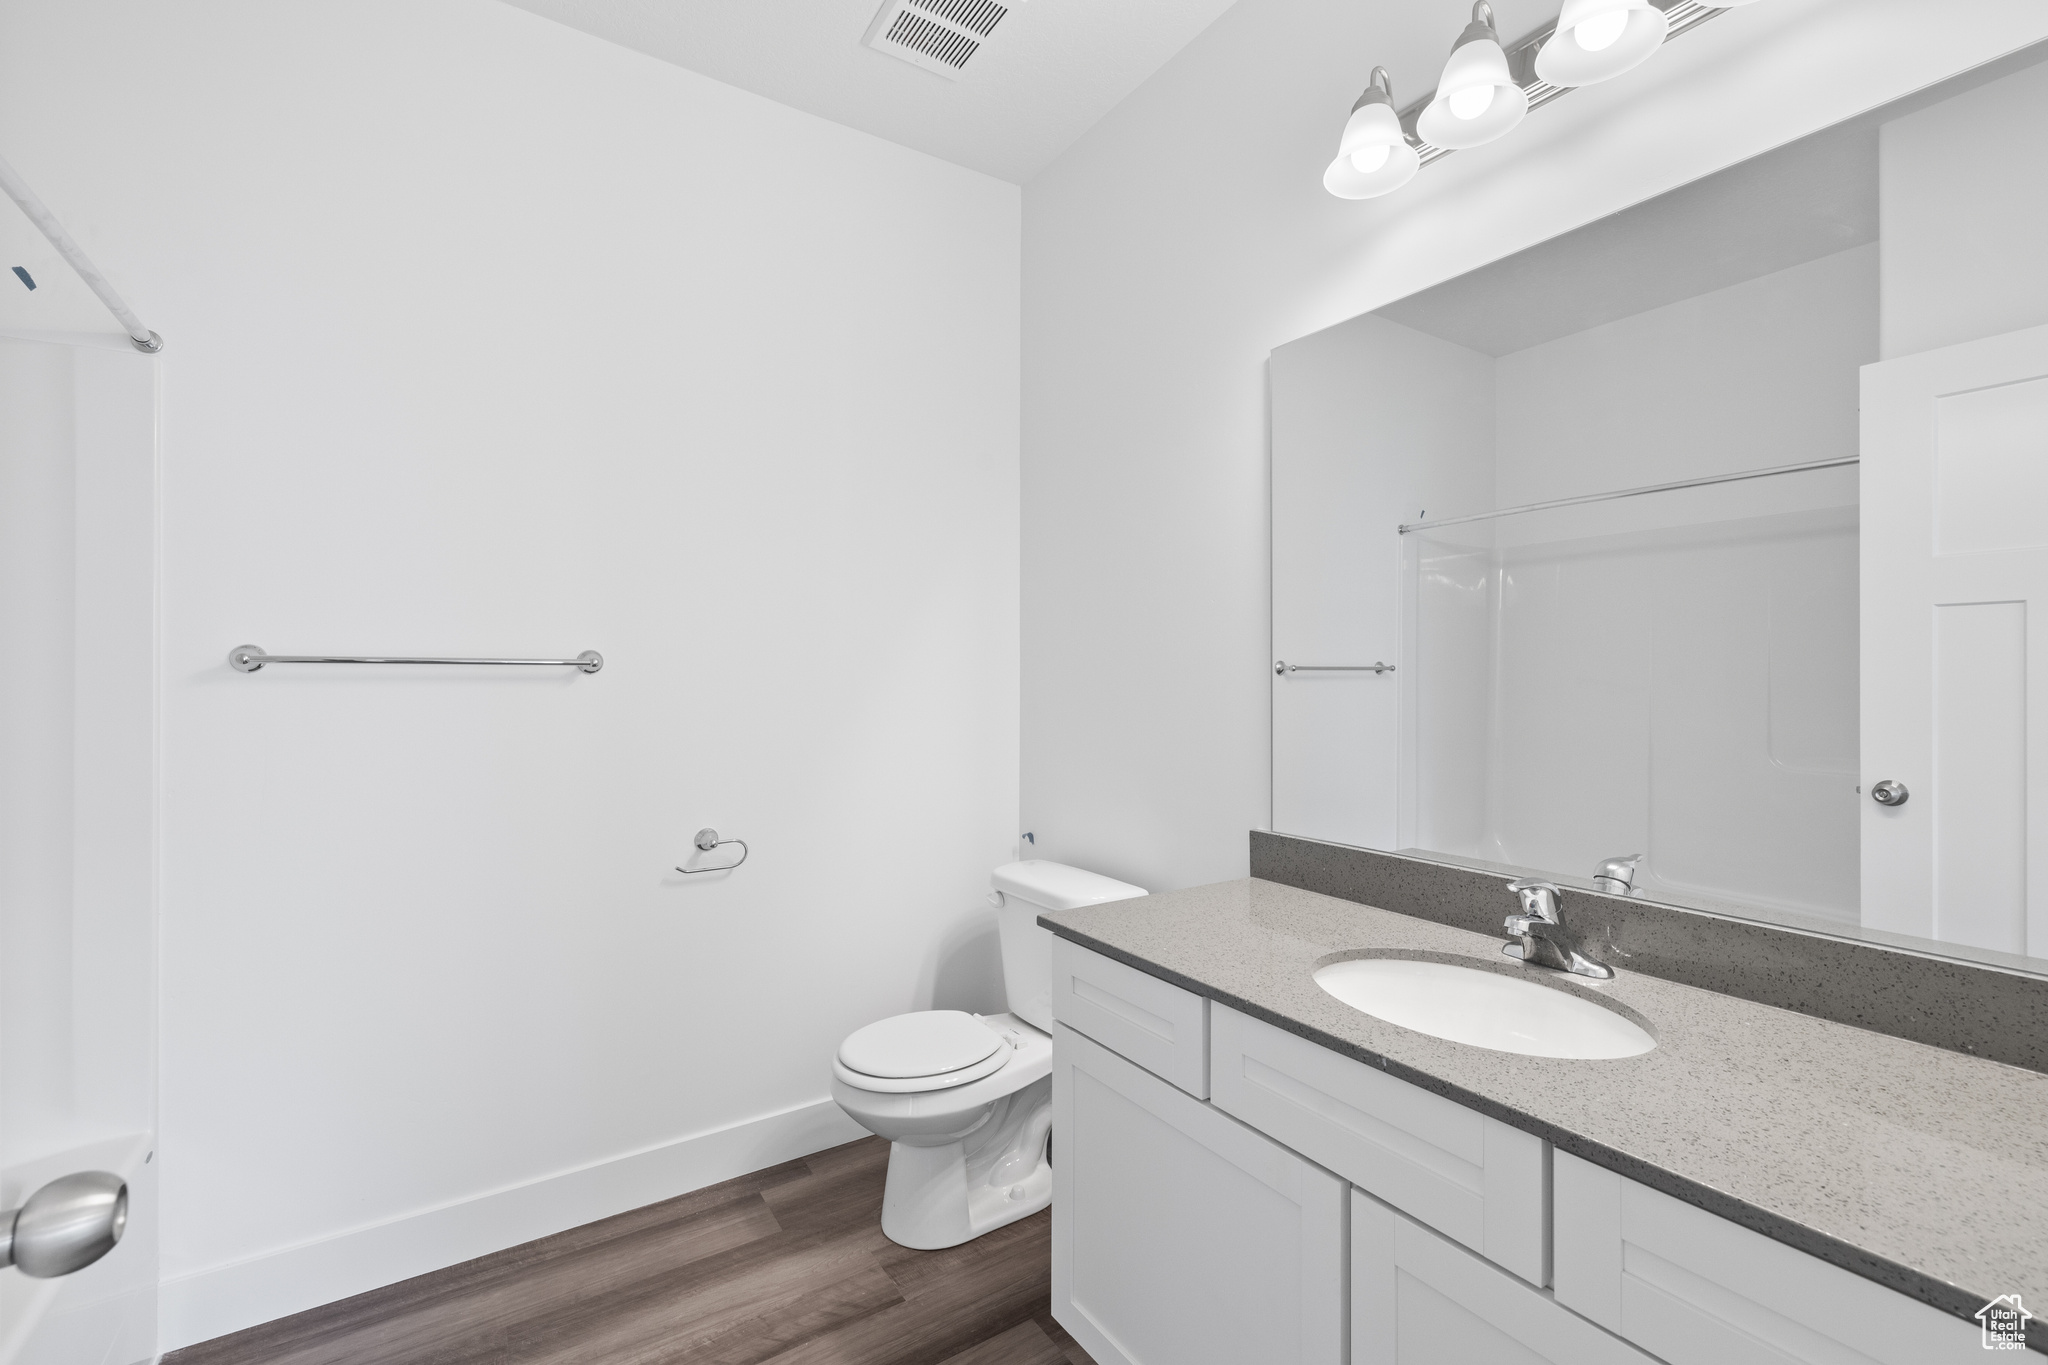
[1313,957,1655,1060]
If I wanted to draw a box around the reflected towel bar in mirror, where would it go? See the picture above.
[229,645,603,673]
[1275,661,1395,675]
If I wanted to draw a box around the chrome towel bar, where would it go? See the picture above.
[229,645,602,673]
[1274,660,1395,675]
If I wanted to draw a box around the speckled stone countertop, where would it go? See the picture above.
[1040,878,2048,1344]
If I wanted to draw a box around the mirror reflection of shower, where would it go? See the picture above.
[1272,107,1879,938]
[1402,461,1859,924]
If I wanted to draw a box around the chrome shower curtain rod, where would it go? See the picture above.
[1395,455,1859,535]
[0,152,161,352]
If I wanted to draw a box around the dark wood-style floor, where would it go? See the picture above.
[165,1137,1096,1365]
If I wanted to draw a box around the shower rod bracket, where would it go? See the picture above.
[229,645,603,673]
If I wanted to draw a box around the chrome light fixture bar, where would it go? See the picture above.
[1404,0,1729,167]
[1326,0,1735,199]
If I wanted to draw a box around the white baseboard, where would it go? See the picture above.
[159,1098,866,1353]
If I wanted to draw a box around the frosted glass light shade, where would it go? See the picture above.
[1325,74,1420,199]
[1416,7,1528,150]
[1535,0,1667,86]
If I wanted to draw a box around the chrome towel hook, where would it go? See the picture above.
[679,828,748,874]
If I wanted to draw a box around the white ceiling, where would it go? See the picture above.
[496,0,1248,183]
[1376,119,1881,357]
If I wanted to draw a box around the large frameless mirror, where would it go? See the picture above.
[1271,41,2048,976]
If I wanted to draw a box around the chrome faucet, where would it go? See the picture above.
[1592,854,1642,896]
[1502,879,1613,979]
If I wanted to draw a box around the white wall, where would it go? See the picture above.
[1881,56,2048,358]
[1478,250,1873,919]
[0,0,1019,1348]
[1269,315,1493,849]
[1021,0,2048,896]
[1494,245,1874,510]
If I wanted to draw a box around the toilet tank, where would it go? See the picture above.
[991,860,1146,1031]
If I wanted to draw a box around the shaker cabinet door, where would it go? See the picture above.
[1052,1024,1347,1365]
[1352,1189,1657,1365]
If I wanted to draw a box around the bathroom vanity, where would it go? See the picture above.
[1040,877,2048,1364]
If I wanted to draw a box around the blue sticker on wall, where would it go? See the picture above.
[10,267,34,290]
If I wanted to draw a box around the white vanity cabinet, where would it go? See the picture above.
[1552,1151,1984,1365]
[1049,940,1992,1365]
[1352,1189,1659,1365]
[1051,1024,1348,1365]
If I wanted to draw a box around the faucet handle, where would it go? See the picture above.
[1593,854,1643,895]
[1505,879,1563,922]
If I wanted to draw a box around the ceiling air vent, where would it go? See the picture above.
[863,0,1023,80]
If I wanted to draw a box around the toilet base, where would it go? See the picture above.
[878,1078,1052,1250]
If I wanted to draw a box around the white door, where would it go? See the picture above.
[0,336,159,1365]
[1861,320,2048,955]
[1051,1024,1347,1365]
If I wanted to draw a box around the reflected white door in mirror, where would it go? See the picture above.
[1862,319,2048,959]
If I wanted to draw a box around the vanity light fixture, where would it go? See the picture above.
[1324,67,1422,200]
[1324,0,1745,201]
[1415,3,1529,151]
[1535,0,1668,87]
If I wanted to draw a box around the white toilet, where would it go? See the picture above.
[830,859,1146,1250]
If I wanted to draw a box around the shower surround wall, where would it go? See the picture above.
[0,0,1019,1350]
[1273,245,1875,921]
[1411,245,1875,921]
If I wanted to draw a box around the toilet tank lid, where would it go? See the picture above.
[991,860,1146,911]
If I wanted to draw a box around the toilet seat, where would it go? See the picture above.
[835,1011,1011,1093]
[832,1014,1053,1113]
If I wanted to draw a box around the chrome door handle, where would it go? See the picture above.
[0,1172,127,1277]
[1871,780,1909,807]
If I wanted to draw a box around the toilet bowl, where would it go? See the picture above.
[831,1011,1053,1249]
[831,859,1145,1250]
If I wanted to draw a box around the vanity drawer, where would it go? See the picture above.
[1050,938,1209,1098]
[1552,1151,1983,1365]
[1353,1189,1656,1365]
[1209,1003,1548,1284]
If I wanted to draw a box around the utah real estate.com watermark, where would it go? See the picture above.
[1977,1294,2032,1351]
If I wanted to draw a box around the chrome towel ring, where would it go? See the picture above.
[679,828,748,874]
